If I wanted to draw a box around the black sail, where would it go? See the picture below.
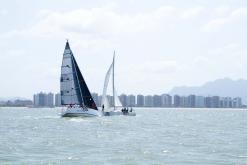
[72,56,98,110]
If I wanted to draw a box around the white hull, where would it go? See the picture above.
[103,108,136,116]
[103,111,136,116]
[61,107,101,117]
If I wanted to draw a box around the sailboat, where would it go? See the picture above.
[101,52,136,116]
[60,41,101,117]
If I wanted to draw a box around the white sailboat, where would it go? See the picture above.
[101,52,136,116]
[60,41,101,117]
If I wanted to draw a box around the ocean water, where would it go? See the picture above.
[0,107,247,165]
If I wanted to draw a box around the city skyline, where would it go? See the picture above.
[1,0,247,98]
[31,92,243,108]
[0,91,242,108]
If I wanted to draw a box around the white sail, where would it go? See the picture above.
[101,63,113,110]
[60,42,82,105]
[114,87,122,107]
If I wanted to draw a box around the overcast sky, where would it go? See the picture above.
[0,0,247,99]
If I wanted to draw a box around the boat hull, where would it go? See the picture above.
[103,110,136,116]
[61,107,101,117]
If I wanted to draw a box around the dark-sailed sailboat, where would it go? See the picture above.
[60,40,101,117]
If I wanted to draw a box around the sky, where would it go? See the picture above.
[0,0,247,99]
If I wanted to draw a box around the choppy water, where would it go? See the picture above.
[0,107,247,164]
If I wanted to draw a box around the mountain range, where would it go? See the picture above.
[169,78,247,104]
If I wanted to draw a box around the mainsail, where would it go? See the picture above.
[60,41,98,110]
[101,53,122,111]
[101,62,113,110]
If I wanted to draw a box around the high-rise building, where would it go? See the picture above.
[119,94,127,107]
[33,92,54,107]
[161,94,172,107]
[179,96,188,107]
[232,97,242,108]
[153,95,162,107]
[33,94,39,107]
[38,92,46,107]
[195,96,205,108]
[173,95,180,107]
[220,97,224,108]
[212,96,220,108]
[137,94,144,107]
[188,95,196,108]
[55,93,61,107]
[223,97,232,108]
[98,95,102,106]
[91,93,99,107]
[107,95,114,107]
[46,92,54,107]
[205,96,212,108]
[144,95,153,107]
[127,95,136,107]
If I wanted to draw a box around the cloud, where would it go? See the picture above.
[3,5,207,39]
[136,60,180,74]
[193,56,210,64]
[202,7,247,32]
[0,5,209,52]
[0,9,8,16]
[214,6,231,16]
[181,7,204,19]
[208,43,240,55]
[30,6,177,36]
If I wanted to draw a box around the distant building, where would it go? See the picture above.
[144,95,153,107]
[137,94,144,107]
[127,95,136,107]
[188,95,196,108]
[153,95,162,107]
[55,93,61,107]
[212,96,220,108]
[14,99,33,106]
[98,95,102,106]
[223,97,232,108]
[179,96,188,107]
[91,93,99,107]
[33,92,54,107]
[173,95,180,107]
[119,94,127,107]
[46,92,54,107]
[161,94,172,107]
[232,97,242,108]
[36,92,46,107]
[33,94,39,107]
[205,96,212,108]
[195,96,205,108]
[107,95,114,107]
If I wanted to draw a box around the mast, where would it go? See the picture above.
[112,51,115,110]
